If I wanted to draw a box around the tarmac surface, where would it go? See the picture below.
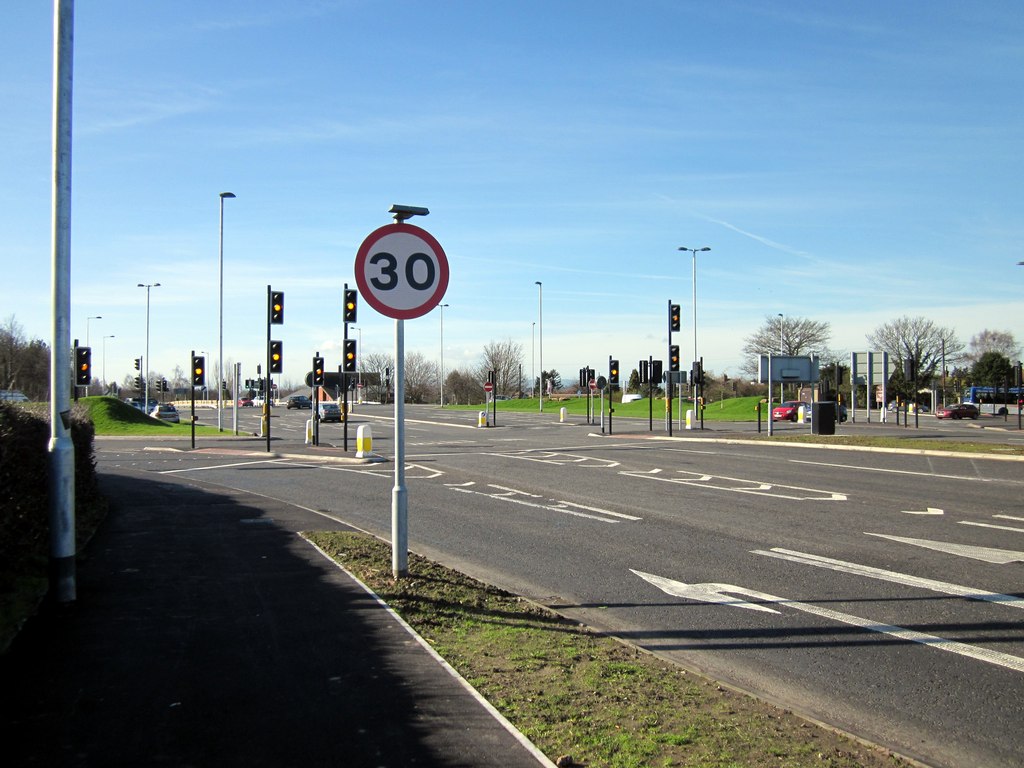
[0,466,555,767]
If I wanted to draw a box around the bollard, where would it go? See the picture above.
[478,410,488,428]
[305,418,313,445]
[560,406,567,423]
[356,424,372,458]
[685,409,694,430]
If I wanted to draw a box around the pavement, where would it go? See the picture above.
[0,466,555,767]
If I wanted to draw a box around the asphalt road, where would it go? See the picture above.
[100,403,1024,768]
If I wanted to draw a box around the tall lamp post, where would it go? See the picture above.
[438,303,449,405]
[536,281,543,411]
[531,321,536,398]
[86,315,102,346]
[678,246,710,393]
[217,191,236,431]
[102,334,115,389]
[137,283,160,410]
[777,313,785,402]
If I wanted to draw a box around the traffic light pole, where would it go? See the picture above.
[190,349,196,450]
[265,285,272,453]
[667,300,673,437]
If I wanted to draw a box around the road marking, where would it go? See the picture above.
[632,569,1024,674]
[160,459,292,474]
[789,459,990,483]
[903,507,944,515]
[959,520,1024,534]
[621,468,846,501]
[996,514,1024,522]
[865,533,1024,564]
[447,483,638,523]
[492,450,621,468]
[753,548,1024,609]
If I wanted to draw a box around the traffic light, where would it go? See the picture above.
[1014,361,1022,388]
[669,303,681,333]
[691,360,704,386]
[75,346,92,385]
[652,359,663,383]
[609,359,620,387]
[270,291,285,325]
[134,376,143,390]
[269,341,283,374]
[669,344,680,372]
[134,357,141,371]
[192,355,205,387]
[343,340,357,373]
[312,356,325,386]
[343,289,357,324]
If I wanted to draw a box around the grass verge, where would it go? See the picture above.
[79,396,233,436]
[306,531,910,768]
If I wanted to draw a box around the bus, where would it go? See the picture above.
[962,386,1023,414]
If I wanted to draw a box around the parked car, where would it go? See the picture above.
[317,401,341,422]
[238,397,254,407]
[287,395,312,409]
[150,403,180,423]
[771,401,803,421]
[935,403,980,420]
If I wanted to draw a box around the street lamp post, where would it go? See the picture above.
[86,315,102,346]
[778,313,784,402]
[217,191,236,431]
[137,283,160,411]
[536,281,543,411]
[678,246,710,398]
[438,304,449,406]
[102,335,115,389]
[531,321,536,398]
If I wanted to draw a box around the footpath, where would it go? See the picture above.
[0,466,554,767]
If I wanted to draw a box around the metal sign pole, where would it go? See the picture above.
[392,318,408,578]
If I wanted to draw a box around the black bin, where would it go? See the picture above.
[812,402,836,435]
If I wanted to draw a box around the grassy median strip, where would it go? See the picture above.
[306,531,908,768]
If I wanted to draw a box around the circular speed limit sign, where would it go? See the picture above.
[354,223,449,320]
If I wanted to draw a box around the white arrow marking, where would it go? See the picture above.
[902,507,944,515]
[866,533,1024,564]
[753,548,1024,609]
[631,569,1024,673]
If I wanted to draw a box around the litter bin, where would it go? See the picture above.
[812,402,836,435]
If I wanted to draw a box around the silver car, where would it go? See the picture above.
[317,401,341,423]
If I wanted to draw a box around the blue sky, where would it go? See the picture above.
[3,1,1023,391]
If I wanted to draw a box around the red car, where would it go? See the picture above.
[237,397,254,407]
[936,403,979,420]
[771,401,803,421]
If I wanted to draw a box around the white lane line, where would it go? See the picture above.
[996,514,1024,522]
[865,533,1024,564]
[959,520,1024,533]
[788,459,989,482]
[622,468,846,501]
[447,484,635,523]
[159,459,292,474]
[753,548,1024,609]
[632,569,1024,674]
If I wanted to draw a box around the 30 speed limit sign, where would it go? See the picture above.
[354,223,449,320]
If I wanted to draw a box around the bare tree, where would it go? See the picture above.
[445,368,486,405]
[479,338,525,397]
[966,329,1021,365]
[0,315,50,400]
[866,315,963,382]
[740,315,831,377]
[404,350,438,403]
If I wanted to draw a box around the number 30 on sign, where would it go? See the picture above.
[355,223,449,320]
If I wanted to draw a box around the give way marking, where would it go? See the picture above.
[621,468,846,501]
[631,568,1024,674]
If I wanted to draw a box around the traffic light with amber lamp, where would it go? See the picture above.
[343,289,357,324]
[343,340,357,373]
[669,344,680,372]
[269,341,283,374]
[609,359,620,387]
[312,356,325,386]
[669,303,681,333]
[270,291,285,325]
[192,355,205,387]
[75,346,92,385]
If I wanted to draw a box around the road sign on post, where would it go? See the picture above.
[356,211,448,578]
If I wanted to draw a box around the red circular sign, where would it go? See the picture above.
[588,379,597,391]
[355,223,449,320]
[483,382,493,393]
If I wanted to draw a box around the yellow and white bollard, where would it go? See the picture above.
[559,406,567,423]
[356,424,372,458]
[685,409,694,430]
[477,410,488,428]
[305,418,314,444]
